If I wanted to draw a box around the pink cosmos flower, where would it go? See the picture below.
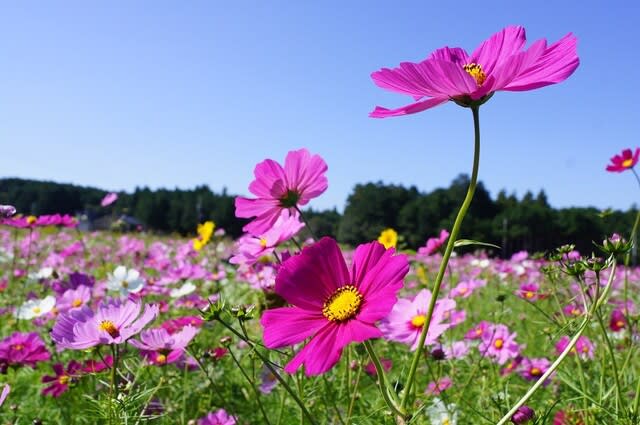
[425,376,452,395]
[609,309,627,331]
[0,332,50,368]
[197,409,236,425]
[478,324,520,365]
[101,192,118,207]
[417,230,449,256]
[465,321,492,340]
[0,384,9,407]
[0,205,16,218]
[449,279,484,298]
[56,285,92,313]
[235,149,328,235]
[230,210,305,266]
[370,25,579,117]
[261,237,409,376]
[82,356,114,374]
[501,355,523,376]
[556,335,595,359]
[161,316,204,334]
[42,361,82,397]
[606,148,640,172]
[52,298,158,350]
[515,282,544,301]
[519,357,552,385]
[379,289,455,351]
[442,340,469,360]
[129,326,199,365]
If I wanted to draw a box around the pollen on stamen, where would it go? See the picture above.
[463,63,487,86]
[322,285,363,322]
[99,320,120,338]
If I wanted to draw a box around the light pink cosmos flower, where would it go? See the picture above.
[449,279,485,298]
[230,210,304,266]
[370,26,579,117]
[442,340,470,360]
[101,192,118,207]
[379,289,456,351]
[465,321,492,340]
[478,324,520,365]
[417,230,449,257]
[129,326,199,365]
[261,237,409,376]
[197,409,236,425]
[515,282,544,301]
[519,357,552,385]
[425,376,452,395]
[556,335,595,360]
[51,298,158,350]
[606,148,640,173]
[235,148,328,235]
[57,285,92,313]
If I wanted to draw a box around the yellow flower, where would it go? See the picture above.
[377,228,398,249]
[192,221,215,251]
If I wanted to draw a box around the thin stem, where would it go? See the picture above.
[496,257,617,425]
[228,347,272,425]
[295,206,317,241]
[363,340,405,418]
[110,345,119,401]
[401,105,481,411]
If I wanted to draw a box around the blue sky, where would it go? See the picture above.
[1,1,638,212]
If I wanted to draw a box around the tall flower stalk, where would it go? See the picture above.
[400,105,481,412]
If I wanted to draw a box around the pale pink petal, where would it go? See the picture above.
[248,159,288,198]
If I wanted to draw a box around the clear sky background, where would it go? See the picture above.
[1,1,638,212]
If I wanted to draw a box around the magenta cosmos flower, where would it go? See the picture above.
[261,237,409,376]
[478,324,520,365]
[370,25,579,117]
[0,332,50,368]
[606,148,640,172]
[41,361,82,397]
[235,149,328,235]
[129,326,199,365]
[52,298,158,350]
[379,289,455,351]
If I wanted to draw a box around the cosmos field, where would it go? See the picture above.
[1,24,639,425]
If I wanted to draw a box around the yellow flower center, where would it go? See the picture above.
[27,215,37,225]
[494,338,504,349]
[463,63,487,86]
[616,320,625,328]
[259,238,268,248]
[99,320,120,338]
[32,307,42,314]
[58,375,70,385]
[156,354,167,364]
[11,344,24,351]
[581,346,589,353]
[622,158,634,168]
[442,418,451,425]
[458,286,467,294]
[121,281,129,288]
[410,314,426,328]
[530,367,542,376]
[322,285,363,322]
[571,308,581,316]
[475,328,483,335]
[72,299,83,308]
[525,291,534,299]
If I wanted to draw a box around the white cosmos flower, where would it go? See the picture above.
[426,398,458,425]
[170,282,196,298]
[107,266,145,296]
[15,296,56,320]
[29,267,54,280]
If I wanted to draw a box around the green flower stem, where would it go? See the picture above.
[363,340,406,418]
[400,105,482,411]
[295,206,318,241]
[228,347,273,425]
[218,318,319,425]
[110,345,119,400]
[496,256,617,425]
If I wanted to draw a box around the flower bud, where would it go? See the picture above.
[601,233,632,255]
[510,405,535,424]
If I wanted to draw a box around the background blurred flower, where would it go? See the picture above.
[100,192,118,207]
[606,148,640,172]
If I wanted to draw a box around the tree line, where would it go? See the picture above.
[1,177,635,256]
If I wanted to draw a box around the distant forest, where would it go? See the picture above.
[1,177,636,257]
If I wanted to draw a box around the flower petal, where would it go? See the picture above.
[275,237,350,310]
[260,307,326,348]
[369,97,448,118]
[469,26,527,75]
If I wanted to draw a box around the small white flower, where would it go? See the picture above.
[170,282,196,298]
[107,266,145,296]
[15,296,56,320]
[29,267,54,280]
[426,398,458,425]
